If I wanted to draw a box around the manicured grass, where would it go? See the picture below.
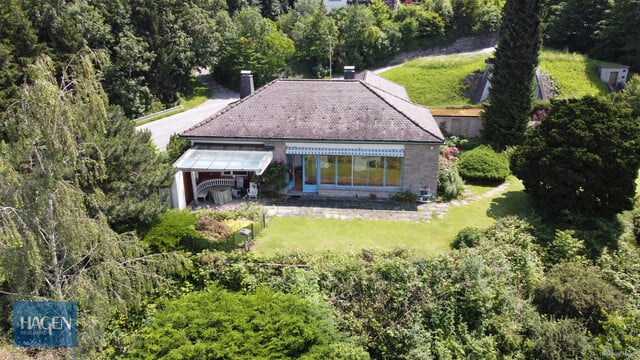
[253,177,527,257]
[465,182,495,196]
[380,53,489,107]
[381,50,620,107]
[538,50,613,98]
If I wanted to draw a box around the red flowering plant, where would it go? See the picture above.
[441,146,460,162]
[529,108,548,127]
[255,159,288,197]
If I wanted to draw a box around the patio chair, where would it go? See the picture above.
[247,182,258,200]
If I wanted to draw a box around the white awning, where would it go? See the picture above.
[285,143,404,157]
[173,148,273,175]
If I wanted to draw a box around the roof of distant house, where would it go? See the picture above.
[181,76,444,144]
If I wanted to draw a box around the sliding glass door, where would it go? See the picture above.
[302,155,318,193]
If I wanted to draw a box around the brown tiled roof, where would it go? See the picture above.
[181,78,444,143]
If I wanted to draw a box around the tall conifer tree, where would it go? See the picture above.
[481,0,546,149]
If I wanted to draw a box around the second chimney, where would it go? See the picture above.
[344,66,355,80]
[240,70,254,99]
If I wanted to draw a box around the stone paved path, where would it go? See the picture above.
[264,182,511,223]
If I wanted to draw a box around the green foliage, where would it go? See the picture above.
[393,190,418,203]
[452,226,483,248]
[126,285,369,359]
[633,209,640,244]
[592,0,640,71]
[437,158,465,200]
[511,96,640,218]
[0,53,185,356]
[97,107,174,233]
[215,7,294,88]
[543,0,610,53]
[597,311,640,357]
[482,0,545,149]
[533,261,628,334]
[256,160,288,196]
[525,317,595,360]
[545,229,586,265]
[164,134,191,165]
[458,145,510,183]
[143,210,208,252]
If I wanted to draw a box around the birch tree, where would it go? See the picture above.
[0,52,185,356]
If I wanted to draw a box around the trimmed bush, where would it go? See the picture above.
[458,145,510,183]
[143,209,209,252]
[452,227,483,249]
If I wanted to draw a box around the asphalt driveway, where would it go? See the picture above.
[136,69,239,150]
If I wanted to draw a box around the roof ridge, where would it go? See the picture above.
[360,81,444,141]
[181,78,281,134]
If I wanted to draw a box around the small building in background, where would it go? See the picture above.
[596,65,630,92]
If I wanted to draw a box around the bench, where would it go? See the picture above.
[196,179,236,202]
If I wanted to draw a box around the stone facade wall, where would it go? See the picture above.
[402,144,440,195]
[265,141,286,160]
[435,116,483,138]
[318,188,397,199]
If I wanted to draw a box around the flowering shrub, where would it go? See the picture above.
[530,108,548,126]
[442,146,460,161]
[256,160,288,196]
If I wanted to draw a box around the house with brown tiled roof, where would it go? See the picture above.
[171,68,444,208]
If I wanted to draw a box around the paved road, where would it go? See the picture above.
[137,69,239,150]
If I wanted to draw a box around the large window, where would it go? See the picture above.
[337,156,352,186]
[307,155,402,188]
[386,157,402,187]
[320,155,336,184]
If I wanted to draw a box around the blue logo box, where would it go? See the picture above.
[13,301,77,348]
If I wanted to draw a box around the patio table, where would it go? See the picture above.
[209,187,232,205]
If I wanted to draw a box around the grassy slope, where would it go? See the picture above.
[380,50,617,107]
[253,177,527,257]
[380,53,489,107]
[538,50,612,98]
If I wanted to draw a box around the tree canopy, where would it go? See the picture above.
[511,96,640,218]
[481,0,546,150]
[0,52,183,354]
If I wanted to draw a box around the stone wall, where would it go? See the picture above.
[402,144,440,195]
[390,33,498,65]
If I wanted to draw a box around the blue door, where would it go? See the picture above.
[302,155,318,193]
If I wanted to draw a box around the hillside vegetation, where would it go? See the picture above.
[381,50,617,107]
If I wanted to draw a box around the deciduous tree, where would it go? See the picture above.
[0,53,183,354]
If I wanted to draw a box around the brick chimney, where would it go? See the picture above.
[240,70,254,99]
[344,66,355,80]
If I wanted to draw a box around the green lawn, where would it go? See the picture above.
[380,53,489,107]
[253,177,527,257]
[381,50,619,107]
[538,50,613,98]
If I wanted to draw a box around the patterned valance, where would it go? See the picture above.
[285,144,404,157]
